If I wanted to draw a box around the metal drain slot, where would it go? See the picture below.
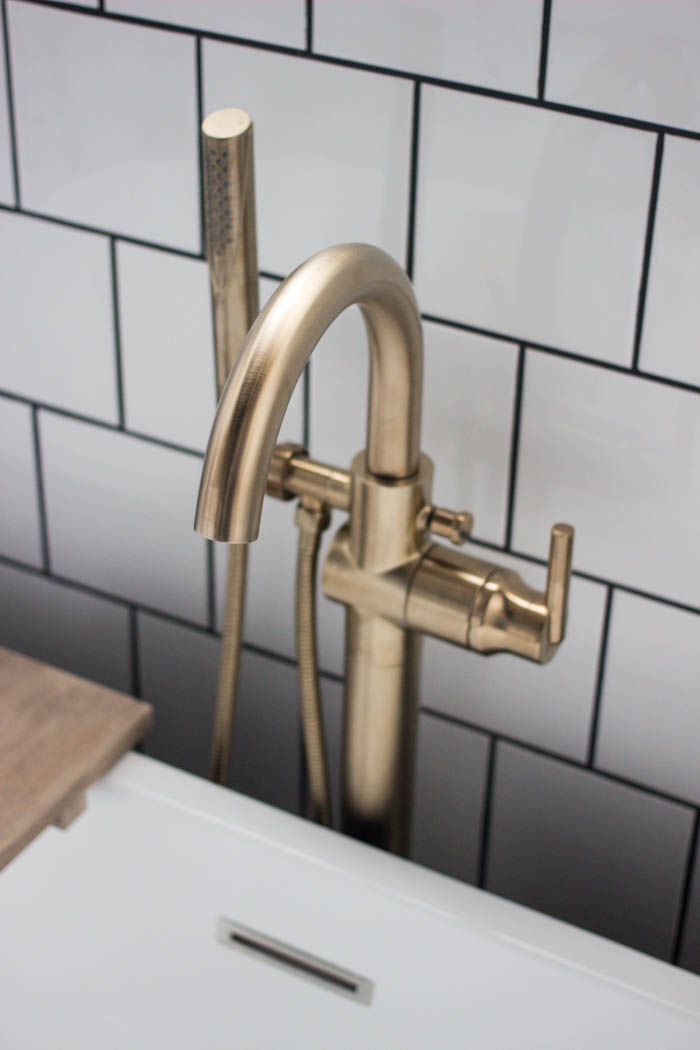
[216,919,373,1005]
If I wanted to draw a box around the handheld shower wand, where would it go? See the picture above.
[201,108,258,785]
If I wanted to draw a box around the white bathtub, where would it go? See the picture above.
[1,752,698,1048]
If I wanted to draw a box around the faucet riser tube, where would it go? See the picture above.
[342,610,420,856]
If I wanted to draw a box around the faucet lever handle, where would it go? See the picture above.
[545,523,574,646]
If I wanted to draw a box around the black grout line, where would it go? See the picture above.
[260,267,286,283]
[404,80,421,280]
[206,540,217,630]
[422,312,700,397]
[1,0,20,207]
[0,388,205,457]
[0,202,204,260]
[537,0,552,101]
[13,0,700,143]
[305,0,313,53]
[467,530,700,618]
[503,345,526,549]
[0,542,695,813]
[2,197,700,400]
[672,810,699,965]
[128,605,142,698]
[30,407,50,572]
[632,133,665,371]
[109,238,126,428]
[3,389,700,620]
[477,737,497,888]
[195,35,205,258]
[422,703,700,813]
[585,586,614,766]
[3,387,700,622]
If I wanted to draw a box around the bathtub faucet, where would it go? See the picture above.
[195,112,574,856]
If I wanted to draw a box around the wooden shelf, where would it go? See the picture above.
[0,646,153,870]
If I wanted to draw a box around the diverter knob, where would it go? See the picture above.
[417,504,474,546]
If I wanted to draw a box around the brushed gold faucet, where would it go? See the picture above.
[196,112,574,856]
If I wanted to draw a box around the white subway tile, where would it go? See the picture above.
[548,0,700,133]
[40,413,208,622]
[117,243,216,451]
[308,302,368,468]
[107,0,305,48]
[317,524,347,677]
[309,317,517,541]
[136,612,217,779]
[640,137,700,388]
[596,592,700,805]
[414,88,655,364]
[514,352,700,609]
[315,0,542,96]
[679,850,700,976]
[319,672,343,823]
[0,398,42,565]
[204,42,413,275]
[0,212,117,421]
[0,13,14,205]
[423,324,518,544]
[422,554,606,761]
[137,611,301,811]
[0,561,131,691]
[411,712,489,884]
[214,496,299,657]
[486,743,694,959]
[9,3,199,250]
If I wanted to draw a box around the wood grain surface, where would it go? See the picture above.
[0,646,153,870]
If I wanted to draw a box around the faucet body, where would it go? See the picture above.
[196,243,573,855]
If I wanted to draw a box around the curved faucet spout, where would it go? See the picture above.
[195,243,423,543]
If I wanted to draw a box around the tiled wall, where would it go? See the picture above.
[1,0,699,974]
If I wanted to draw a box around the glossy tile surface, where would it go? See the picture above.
[423,324,518,544]
[596,593,700,805]
[679,848,700,976]
[9,2,199,250]
[0,12,14,205]
[411,712,489,883]
[137,612,218,779]
[108,0,306,47]
[514,352,700,609]
[309,316,518,544]
[215,496,299,657]
[138,612,301,812]
[422,555,606,761]
[0,561,131,691]
[640,137,700,388]
[414,88,655,363]
[547,0,700,132]
[0,211,117,420]
[315,0,543,95]
[486,743,694,959]
[204,41,412,275]
[40,413,207,622]
[0,398,42,565]
[118,242,216,451]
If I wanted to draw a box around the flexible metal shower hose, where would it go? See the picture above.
[295,498,333,827]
